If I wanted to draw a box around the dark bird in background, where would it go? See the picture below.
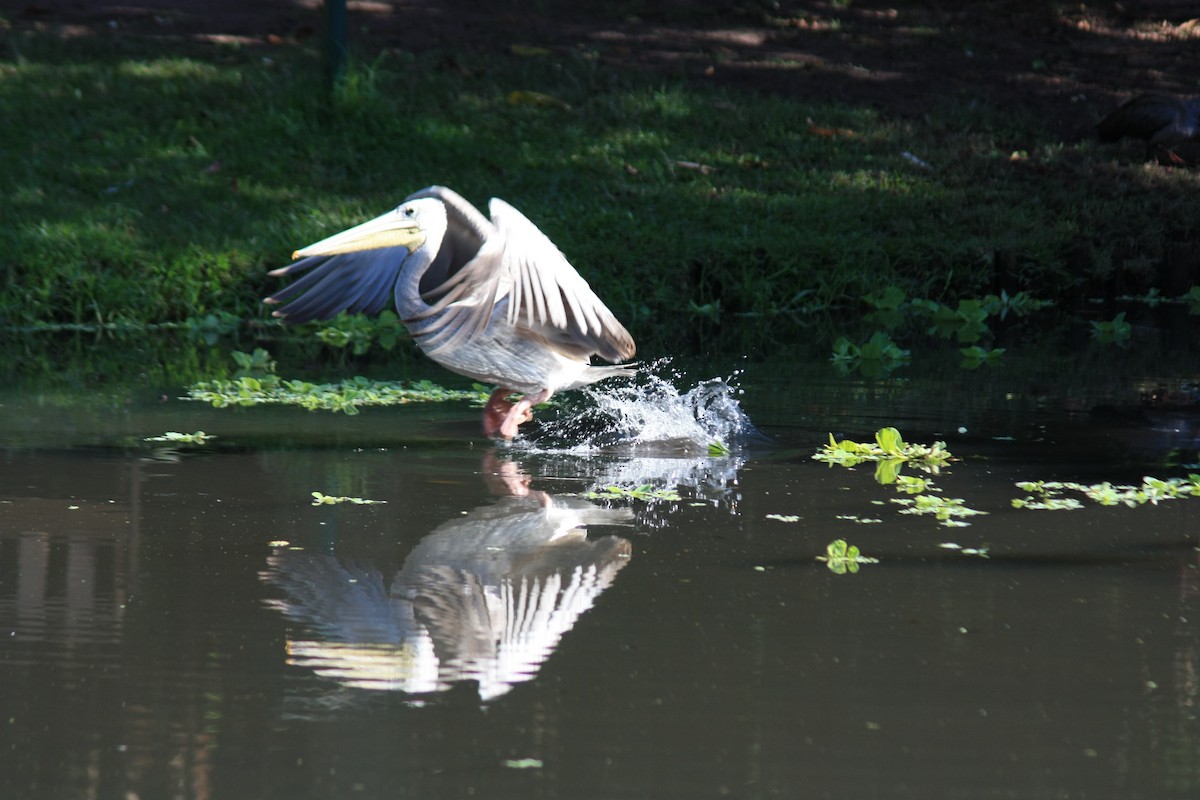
[1097,93,1200,164]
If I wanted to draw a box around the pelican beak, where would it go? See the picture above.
[291,208,427,259]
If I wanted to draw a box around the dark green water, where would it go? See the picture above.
[1,349,1199,799]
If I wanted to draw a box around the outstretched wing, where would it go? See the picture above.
[264,203,432,324]
[265,190,481,326]
[265,247,411,323]
[491,198,635,363]
[410,196,635,364]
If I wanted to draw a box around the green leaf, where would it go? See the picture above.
[708,439,731,457]
[873,458,904,485]
[865,285,906,311]
[875,426,904,453]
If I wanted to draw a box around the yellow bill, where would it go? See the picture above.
[290,207,428,259]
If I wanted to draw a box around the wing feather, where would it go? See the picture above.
[266,249,410,324]
[488,198,635,363]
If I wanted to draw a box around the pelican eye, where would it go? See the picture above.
[400,205,416,219]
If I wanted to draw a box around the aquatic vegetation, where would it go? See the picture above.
[1119,287,1168,308]
[1185,286,1200,315]
[1091,312,1131,346]
[816,539,879,574]
[830,331,910,377]
[143,431,215,444]
[815,430,985,526]
[816,431,1198,533]
[813,427,953,477]
[187,374,488,413]
[856,287,1051,371]
[1013,495,1086,511]
[1013,476,1200,510]
[959,345,1006,369]
[310,492,386,506]
[186,348,488,412]
[865,286,1048,336]
[894,474,934,494]
[861,285,910,330]
[584,484,682,503]
[1118,286,1200,315]
[892,494,988,527]
[979,289,1054,320]
[1010,485,1086,510]
[916,297,991,344]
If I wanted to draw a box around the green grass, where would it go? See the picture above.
[1,28,1197,338]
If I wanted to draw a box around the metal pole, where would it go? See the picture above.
[325,0,347,88]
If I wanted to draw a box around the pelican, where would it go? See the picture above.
[265,186,636,439]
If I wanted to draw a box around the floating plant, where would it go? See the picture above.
[584,484,682,503]
[813,427,953,477]
[1013,476,1200,510]
[187,374,488,413]
[817,539,879,574]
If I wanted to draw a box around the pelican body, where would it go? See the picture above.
[266,186,636,439]
[1097,93,1200,163]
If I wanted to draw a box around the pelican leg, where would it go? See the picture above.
[483,388,518,438]
[498,388,551,440]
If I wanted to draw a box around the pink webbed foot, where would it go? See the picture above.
[483,388,521,438]
[483,388,550,440]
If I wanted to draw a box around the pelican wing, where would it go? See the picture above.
[264,203,431,324]
[265,248,410,323]
[410,195,635,364]
[489,198,635,363]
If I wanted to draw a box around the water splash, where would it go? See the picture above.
[537,363,759,456]
[502,363,760,515]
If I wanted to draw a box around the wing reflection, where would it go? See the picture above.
[260,460,633,701]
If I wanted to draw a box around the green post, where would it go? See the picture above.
[325,0,347,88]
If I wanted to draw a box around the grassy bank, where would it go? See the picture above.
[1,26,1197,341]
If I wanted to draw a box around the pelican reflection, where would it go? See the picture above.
[260,458,633,701]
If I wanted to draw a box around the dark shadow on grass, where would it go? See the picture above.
[11,0,1200,136]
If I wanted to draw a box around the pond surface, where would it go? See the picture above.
[2,357,1199,799]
